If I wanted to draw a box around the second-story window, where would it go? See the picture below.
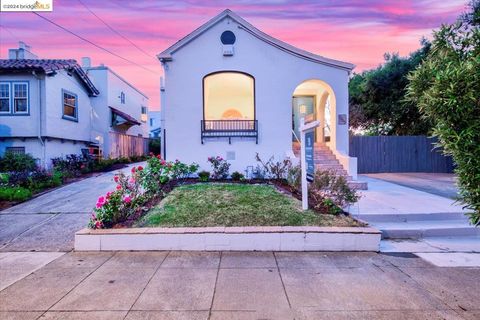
[120,91,126,104]
[0,83,10,113]
[141,106,147,122]
[62,90,78,121]
[13,83,28,114]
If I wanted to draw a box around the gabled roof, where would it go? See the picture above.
[158,9,355,71]
[0,59,99,96]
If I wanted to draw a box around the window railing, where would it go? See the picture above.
[201,120,258,144]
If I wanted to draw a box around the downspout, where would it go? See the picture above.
[32,71,45,167]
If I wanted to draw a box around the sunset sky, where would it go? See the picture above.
[0,0,467,110]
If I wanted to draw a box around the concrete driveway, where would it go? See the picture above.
[364,173,459,199]
[0,163,142,252]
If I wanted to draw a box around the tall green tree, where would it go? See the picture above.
[349,41,432,135]
[407,1,480,225]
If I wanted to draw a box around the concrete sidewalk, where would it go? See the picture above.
[0,163,143,252]
[1,251,479,320]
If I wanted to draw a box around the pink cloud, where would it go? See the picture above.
[0,0,465,110]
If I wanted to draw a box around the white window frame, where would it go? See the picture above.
[0,82,11,114]
[62,89,78,121]
[12,82,29,114]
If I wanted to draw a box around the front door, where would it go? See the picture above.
[292,96,315,142]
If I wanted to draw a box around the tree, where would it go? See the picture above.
[407,1,480,225]
[349,40,433,135]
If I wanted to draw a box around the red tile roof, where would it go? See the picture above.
[0,59,99,96]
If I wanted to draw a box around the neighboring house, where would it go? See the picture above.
[0,43,148,167]
[83,58,149,159]
[148,110,161,138]
[158,9,361,184]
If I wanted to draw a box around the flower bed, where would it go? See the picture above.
[88,153,362,230]
[0,151,148,210]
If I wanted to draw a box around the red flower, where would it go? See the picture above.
[131,167,136,173]
[137,165,143,171]
[156,154,162,159]
[116,184,122,190]
[114,176,119,183]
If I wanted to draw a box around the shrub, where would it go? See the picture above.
[89,168,143,228]
[138,155,171,197]
[0,173,8,184]
[170,160,199,182]
[0,186,32,202]
[52,154,89,178]
[148,139,161,155]
[255,153,292,180]
[286,165,301,191]
[207,156,230,179]
[308,169,359,214]
[231,171,244,181]
[198,171,210,182]
[407,6,480,225]
[0,152,37,172]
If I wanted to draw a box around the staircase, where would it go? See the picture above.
[292,142,367,190]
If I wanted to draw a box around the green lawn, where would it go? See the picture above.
[137,183,362,227]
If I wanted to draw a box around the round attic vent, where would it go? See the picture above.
[221,31,236,45]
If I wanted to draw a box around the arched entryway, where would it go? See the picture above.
[291,79,336,147]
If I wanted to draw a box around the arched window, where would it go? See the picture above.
[203,72,255,120]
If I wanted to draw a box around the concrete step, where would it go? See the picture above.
[357,212,470,223]
[348,180,368,190]
[315,164,345,171]
[371,220,479,239]
[314,159,340,165]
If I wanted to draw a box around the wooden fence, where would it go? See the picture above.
[109,132,148,158]
[349,135,455,173]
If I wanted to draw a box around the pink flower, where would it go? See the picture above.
[97,196,105,203]
[106,191,112,199]
[96,202,103,208]
[131,167,136,173]
[149,152,154,156]
[156,154,162,159]
[95,220,103,229]
[116,184,122,190]
[114,176,119,183]
[129,177,135,184]
[123,196,132,204]
[161,160,166,165]
[137,165,143,171]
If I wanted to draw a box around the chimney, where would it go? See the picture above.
[81,57,91,68]
[8,41,38,59]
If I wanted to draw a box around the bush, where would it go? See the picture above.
[198,171,210,182]
[52,154,89,178]
[148,139,161,155]
[255,153,292,180]
[137,155,171,197]
[231,171,244,181]
[170,160,199,183]
[407,4,480,225]
[286,165,301,191]
[0,152,37,172]
[207,156,230,179]
[89,169,143,229]
[0,186,32,202]
[309,170,359,214]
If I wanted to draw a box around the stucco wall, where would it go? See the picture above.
[163,17,350,172]
[43,70,93,143]
[0,73,42,138]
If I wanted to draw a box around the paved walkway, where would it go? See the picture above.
[1,251,479,320]
[0,163,142,252]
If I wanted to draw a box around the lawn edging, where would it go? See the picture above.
[75,226,381,252]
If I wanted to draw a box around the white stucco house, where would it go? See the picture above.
[0,43,149,168]
[158,10,362,186]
